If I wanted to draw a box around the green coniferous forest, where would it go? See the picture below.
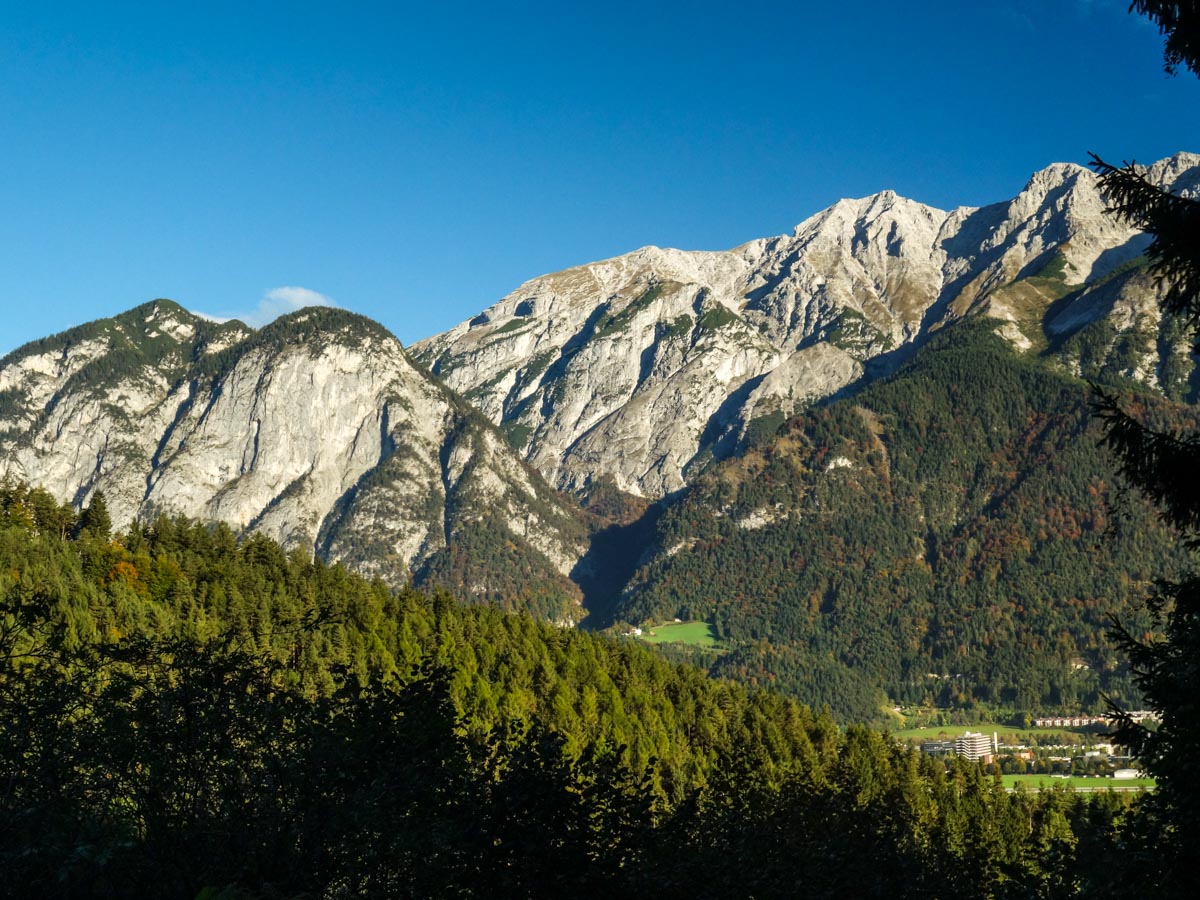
[0,481,1165,897]
[615,320,1195,722]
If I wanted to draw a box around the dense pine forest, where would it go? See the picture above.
[615,321,1194,722]
[0,481,1167,897]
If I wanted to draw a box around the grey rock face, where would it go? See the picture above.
[414,153,1200,498]
[3,153,1196,608]
[0,301,586,615]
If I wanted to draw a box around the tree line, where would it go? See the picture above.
[0,484,1165,896]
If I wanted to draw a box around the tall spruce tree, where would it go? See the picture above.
[75,490,112,541]
[1089,2,1200,893]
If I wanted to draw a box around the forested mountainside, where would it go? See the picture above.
[4,155,1200,724]
[0,495,1156,897]
[0,301,587,621]
[408,153,1200,722]
[609,320,1193,721]
[413,153,1200,500]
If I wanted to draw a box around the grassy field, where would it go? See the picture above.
[1001,774,1155,791]
[636,621,721,648]
[893,722,1098,742]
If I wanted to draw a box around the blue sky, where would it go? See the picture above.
[2,0,1198,357]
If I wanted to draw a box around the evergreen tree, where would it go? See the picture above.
[75,490,112,541]
[1090,3,1200,894]
[1130,1,1200,77]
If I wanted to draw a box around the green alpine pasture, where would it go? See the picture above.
[635,620,721,648]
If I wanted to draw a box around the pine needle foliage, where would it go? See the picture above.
[1090,4,1200,894]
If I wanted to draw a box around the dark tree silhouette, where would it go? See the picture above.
[1090,3,1200,894]
[75,490,112,540]
[1130,0,1200,76]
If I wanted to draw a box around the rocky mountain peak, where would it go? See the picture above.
[1146,150,1200,196]
[417,153,1200,500]
[1,302,588,620]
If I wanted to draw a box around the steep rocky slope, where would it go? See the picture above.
[3,151,1199,699]
[413,153,1200,499]
[608,320,1195,720]
[0,301,587,620]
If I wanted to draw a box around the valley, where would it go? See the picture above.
[7,1,1200,894]
[3,150,1199,898]
[5,153,1197,725]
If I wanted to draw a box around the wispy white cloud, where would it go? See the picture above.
[248,286,339,326]
[193,286,339,328]
[192,309,231,324]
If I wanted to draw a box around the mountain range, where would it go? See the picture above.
[4,152,1198,717]
[413,152,1200,498]
[0,304,586,621]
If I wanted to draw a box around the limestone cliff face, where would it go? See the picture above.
[0,301,587,619]
[3,154,1197,606]
[414,153,1200,499]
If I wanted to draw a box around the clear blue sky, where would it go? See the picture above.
[2,0,1198,356]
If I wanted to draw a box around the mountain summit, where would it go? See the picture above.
[0,301,587,619]
[413,153,1200,499]
[3,153,1198,625]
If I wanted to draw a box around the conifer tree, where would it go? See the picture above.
[1130,1,1200,77]
[75,490,112,541]
[1090,3,1200,893]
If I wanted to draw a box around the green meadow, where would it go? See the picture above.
[635,621,721,648]
[892,722,1099,742]
[1002,774,1155,791]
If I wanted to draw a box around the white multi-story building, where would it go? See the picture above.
[954,731,996,762]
